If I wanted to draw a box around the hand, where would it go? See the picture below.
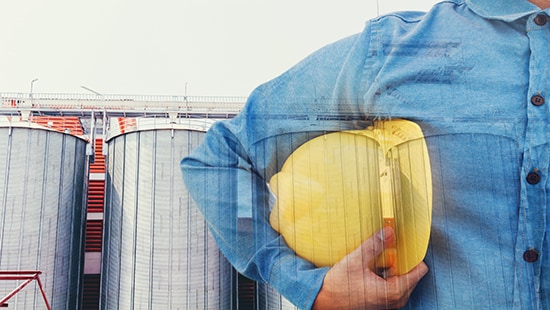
[312,227,428,309]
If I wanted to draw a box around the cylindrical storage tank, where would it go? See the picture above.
[256,283,299,310]
[101,117,234,309]
[0,117,87,309]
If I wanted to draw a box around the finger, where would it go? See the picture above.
[358,226,395,263]
[382,263,428,308]
[390,262,429,299]
[402,262,429,290]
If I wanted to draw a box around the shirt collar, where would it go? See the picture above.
[466,0,542,21]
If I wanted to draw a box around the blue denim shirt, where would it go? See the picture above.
[181,0,550,308]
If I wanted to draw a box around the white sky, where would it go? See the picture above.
[1,0,440,97]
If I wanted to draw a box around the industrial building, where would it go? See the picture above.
[0,92,297,309]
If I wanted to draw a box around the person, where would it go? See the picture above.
[181,0,550,308]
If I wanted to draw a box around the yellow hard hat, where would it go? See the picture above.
[269,119,432,275]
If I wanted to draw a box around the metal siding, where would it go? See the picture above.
[101,125,233,309]
[256,282,300,310]
[0,127,87,309]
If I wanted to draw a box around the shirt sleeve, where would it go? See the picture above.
[181,117,329,309]
[180,26,373,309]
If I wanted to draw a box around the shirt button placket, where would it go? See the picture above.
[518,12,550,304]
[530,14,547,110]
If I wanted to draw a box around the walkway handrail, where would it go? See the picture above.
[0,92,248,104]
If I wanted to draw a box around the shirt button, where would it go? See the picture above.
[526,171,541,184]
[534,14,548,26]
[531,95,545,106]
[523,248,539,263]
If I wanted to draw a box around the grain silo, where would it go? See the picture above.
[100,117,234,309]
[256,283,299,310]
[0,116,87,309]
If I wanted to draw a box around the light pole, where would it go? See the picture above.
[80,85,102,96]
[184,82,189,110]
[80,85,103,163]
[30,78,38,98]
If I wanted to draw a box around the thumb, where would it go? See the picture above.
[338,226,395,272]
[357,226,395,273]
[344,226,395,262]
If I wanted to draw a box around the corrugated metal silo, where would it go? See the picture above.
[256,283,299,310]
[101,117,234,309]
[0,117,87,309]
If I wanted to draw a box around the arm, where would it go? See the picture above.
[181,114,428,310]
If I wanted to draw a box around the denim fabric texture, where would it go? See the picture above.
[181,0,550,308]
